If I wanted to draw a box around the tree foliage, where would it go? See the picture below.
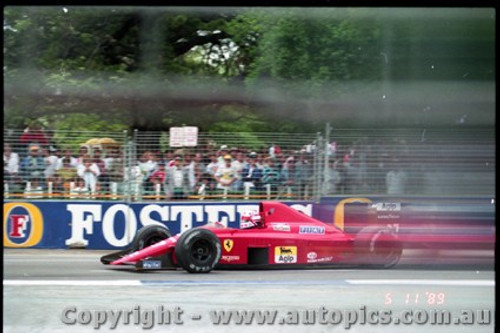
[4,7,495,131]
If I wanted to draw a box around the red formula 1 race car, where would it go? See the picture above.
[101,201,402,273]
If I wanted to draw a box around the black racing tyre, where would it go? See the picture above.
[131,224,172,251]
[354,226,402,269]
[175,228,222,273]
[101,224,171,264]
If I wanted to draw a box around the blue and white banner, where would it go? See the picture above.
[4,197,493,249]
[3,201,313,249]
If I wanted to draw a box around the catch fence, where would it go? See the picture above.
[3,127,495,202]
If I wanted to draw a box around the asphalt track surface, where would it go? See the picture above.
[3,249,495,333]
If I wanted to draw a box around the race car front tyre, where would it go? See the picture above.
[354,226,402,269]
[175,228,222,273]
[100,224,172,264]
[132,224,172,251]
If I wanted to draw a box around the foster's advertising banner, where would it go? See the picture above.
[4,201,313,249]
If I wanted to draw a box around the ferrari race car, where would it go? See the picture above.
[101,201,402,273]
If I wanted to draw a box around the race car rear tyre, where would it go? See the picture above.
[132,224,172,251]
[175,228,222,273]
[100,224,172,264]
[354,226,402,268]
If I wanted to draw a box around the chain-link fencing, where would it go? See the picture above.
[3,126,495,201]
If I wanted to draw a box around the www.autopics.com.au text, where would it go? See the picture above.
[60,305,492,329]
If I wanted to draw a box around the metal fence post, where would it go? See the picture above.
[323,123,331,199]
[313,132,324,202]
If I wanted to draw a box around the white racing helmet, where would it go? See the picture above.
[240,210,262,229]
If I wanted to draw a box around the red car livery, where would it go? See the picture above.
[101,201,402,273]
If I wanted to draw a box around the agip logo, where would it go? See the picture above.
[274,246,297,264]
[4,203,44,247]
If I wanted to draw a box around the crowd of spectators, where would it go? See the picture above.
[4,125,412,200]
[127,144,317,200]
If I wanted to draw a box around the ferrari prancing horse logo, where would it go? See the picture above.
[223,239,234,252]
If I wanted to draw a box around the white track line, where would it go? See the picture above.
[3,279,494,287]
[4,280,142,286]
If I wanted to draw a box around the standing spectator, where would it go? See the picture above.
[4,143,21,192]
[205,153,220,178]
[274,151,286,170]
[241,152,263,192]
[43,147,59,188]
[217,145,229,164]
[107,148,125,195]
[163,151,175,167]
[269,143,281,158]
[231,151,246,191]
[19,122,49,154]
[76,155,100,195]
[343,152,362,194]
[186,152,205,191]
[55,157,78,194]
[255,152,265,169]
[214,154,239,193]
[138,151,157,193]
[21,144,46,188]
[93,148,108,193]
[281,156,299,195]
[57,148,78,169]
[75,145,90,166]
[165,155,191,200]
[123,163,143,198]
[295,152,314,198]
[182,153,195,192]
[262,157,282,195]
[149,163,166,188]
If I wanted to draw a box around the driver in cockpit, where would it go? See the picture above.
[240,210,263,229]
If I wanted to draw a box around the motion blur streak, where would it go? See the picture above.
[336,198,495,267]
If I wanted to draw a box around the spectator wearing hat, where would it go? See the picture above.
[20,144,46,188]
[214,154,239,193]
[164,155,191,200]
[241,152,263,192]
[217,145,229,165]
